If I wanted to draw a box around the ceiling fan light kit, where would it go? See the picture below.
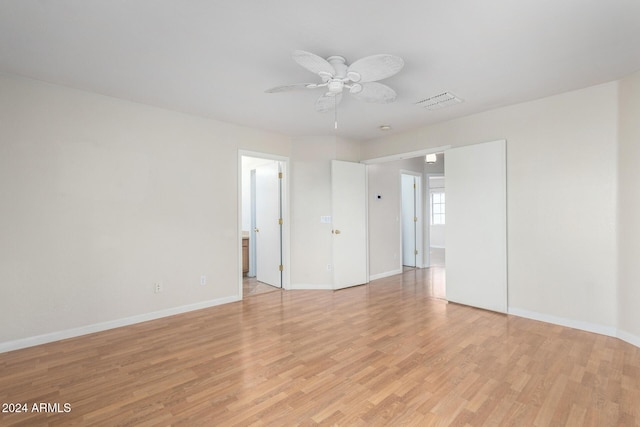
[266,50,404,126]
[328,80,344,93]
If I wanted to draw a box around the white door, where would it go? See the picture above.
[445,140,507,313]
[401,174,417,267]
[255,162,281,287]
[332,160,368,290]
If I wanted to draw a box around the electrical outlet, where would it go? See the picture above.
[154,282,162,293]
[200,275,206,286]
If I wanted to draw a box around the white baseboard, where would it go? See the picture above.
[510,307,640,350]
[617,329,640,348]
[5,298,638,354]
[289,283,333,290]
[369,269,403,281]
[508,307,617,337]
[0,295,240,354]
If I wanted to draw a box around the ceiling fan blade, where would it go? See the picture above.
[315,93,343,113]
[265,83,319,93]
[293,50,335,77]
[347,54,404,83]
[351,82,397,103]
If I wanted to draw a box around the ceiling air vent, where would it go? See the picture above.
[416,92,463,110]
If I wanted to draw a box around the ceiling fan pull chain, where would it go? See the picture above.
[334,96,338,129]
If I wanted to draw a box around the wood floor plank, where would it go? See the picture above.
[1,267,639,425]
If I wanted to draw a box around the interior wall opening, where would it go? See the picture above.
[240,154,289,298]
[427,174,446,268]
[366,151,446,299]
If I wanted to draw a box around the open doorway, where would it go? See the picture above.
[423,154,446,299]
[364,148,447,299]
[427,174,445,267]
[239,152,290,298]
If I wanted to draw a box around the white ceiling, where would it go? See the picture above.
[1,0,639,142]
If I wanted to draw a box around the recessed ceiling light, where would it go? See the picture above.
[379,125,392,131]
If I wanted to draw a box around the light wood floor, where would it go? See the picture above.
[243,276,281,297]
[1,268,639,426]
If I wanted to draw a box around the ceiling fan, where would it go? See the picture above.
[265,50,404,113]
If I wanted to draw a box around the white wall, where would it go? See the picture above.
[429,223,445,249]
[368,157,424,278]
[362,82,619,331]
[618,70,640,345]
[289,135,360,288]
[0,73,289,348]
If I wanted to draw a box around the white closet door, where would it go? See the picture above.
[445,140,507,313]
[332,160,368,290]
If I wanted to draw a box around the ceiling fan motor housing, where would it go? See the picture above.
[326,56,359,94]
[326,56,348,78]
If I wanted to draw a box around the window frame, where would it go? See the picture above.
[431,191,445,225]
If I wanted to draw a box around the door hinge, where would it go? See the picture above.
[413,183,416,189]
[279,264,284,272]
[278,218,283,225]
[415,250,418,255]
[278,172,283,179]
[414,216,418,222]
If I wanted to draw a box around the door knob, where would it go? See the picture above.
[332,229,341,234]
[254,228,260,232]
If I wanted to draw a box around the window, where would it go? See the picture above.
[431,192,445,225]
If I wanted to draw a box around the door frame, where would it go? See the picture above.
[238,150,291,298]
[400,170,424,270]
